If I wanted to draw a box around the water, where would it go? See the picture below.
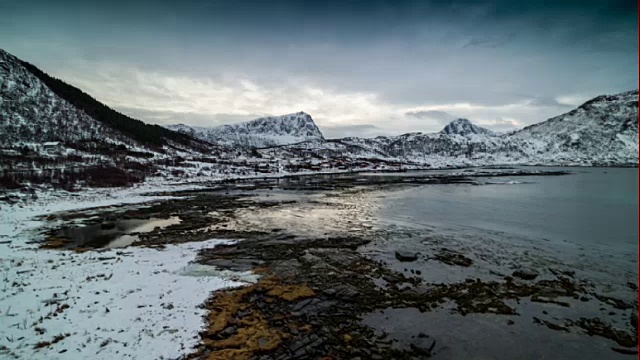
[377,167,637,247]
[369,167,637,284]
[359,167,638,359]
[55,216,181,248]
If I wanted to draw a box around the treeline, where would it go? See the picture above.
[18,60,203,149]
[0,166,147,190]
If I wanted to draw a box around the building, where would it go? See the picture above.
[43,142,62,155]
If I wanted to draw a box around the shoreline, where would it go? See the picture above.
[1,168,637,359]
[3,162,637,207]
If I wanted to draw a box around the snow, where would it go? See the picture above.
[441,118,495,136]
[264,91,638,168]
[0,50,128,147]
[0,185,251,359]
[1,45,637,196]
[165,111,325,148]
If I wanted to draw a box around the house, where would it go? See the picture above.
[43,141,62,155]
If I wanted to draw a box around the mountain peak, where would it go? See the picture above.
[441,118,494,136]
[166,112,324,148]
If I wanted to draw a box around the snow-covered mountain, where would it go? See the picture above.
[441,118,495,136]
[0,46,636,192]
[166,112,325,148]
[264,91,638,167]
[511,90,638,165]
[0,49,124,146]
[0,49,212,152]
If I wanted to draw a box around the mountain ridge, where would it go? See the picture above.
[165,111,325,148]
[1,49,207,150]
[441,118,495,136]
[0,47,637,189]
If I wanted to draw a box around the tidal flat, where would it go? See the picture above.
[26,167,639,359]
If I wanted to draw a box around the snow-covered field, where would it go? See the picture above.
[0,184,255,359]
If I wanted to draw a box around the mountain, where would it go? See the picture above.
[166,112,325,148]
[2,50,207,151]
[0,47,636,193]
[0,49,125,146]
[264,91,638,167]
[441,118,495,136]
[511,90,638,164]
[0,49,229,190]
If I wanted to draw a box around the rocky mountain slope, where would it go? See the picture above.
[0,48,636,193]
[0,49,125,146]
[441,118,495,136]
[265,91,638,167]
[2,49,209,151]
[166,112,325,148]
[511,90,638,164]
[0,49,229,190]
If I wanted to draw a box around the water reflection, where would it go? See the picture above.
[56,216,181,248]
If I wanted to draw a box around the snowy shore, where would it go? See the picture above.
[0,184,252,359]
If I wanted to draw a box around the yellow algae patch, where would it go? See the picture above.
[206,286,255,336]
[266,284,315,301]
[258,276,315,301]
[41,237,71,249]
[205,314,286,351]
[343,334,353,343]
[195,275,317,359]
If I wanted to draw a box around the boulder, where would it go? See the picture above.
[512,269,538,280]
[395,250,418,262]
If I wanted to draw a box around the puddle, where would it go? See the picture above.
[53,217,181,248]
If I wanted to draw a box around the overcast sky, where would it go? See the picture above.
[1,0,637,138]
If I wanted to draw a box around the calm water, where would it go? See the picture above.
[362,167,638,360]
[377,167,637,248]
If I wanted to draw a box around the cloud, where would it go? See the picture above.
[526,97,574,108]
[405,110,457,124]
[113,107,260,127]
[481,117,522,133]
[320,124,384,139]
[555,94,598,106]
[461,33,516,48]
[55,61,597,138]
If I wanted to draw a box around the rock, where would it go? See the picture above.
[611,347,638,355]
[219,326,237,337]
[101,222,116,230]
[434,251,473,267]
[512,270,538,280]
[299,252,322,264]
[331,285,360,300]
[395,250,418,262]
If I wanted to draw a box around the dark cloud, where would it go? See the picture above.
[0,0,636,135]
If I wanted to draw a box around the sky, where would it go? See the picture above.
[0,0,637,138]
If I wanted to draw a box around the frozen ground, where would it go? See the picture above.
[0,184,253,359]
